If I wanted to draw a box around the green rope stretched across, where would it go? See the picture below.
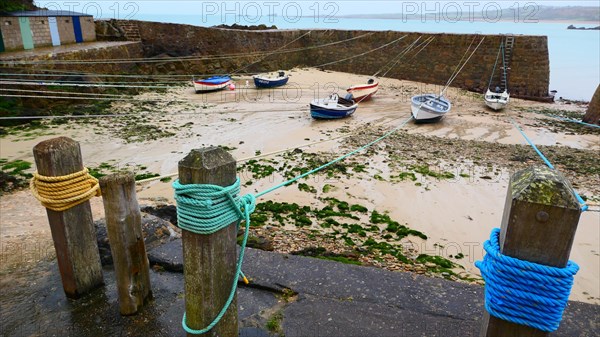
[256,115,414,198]
[174,115,414,334]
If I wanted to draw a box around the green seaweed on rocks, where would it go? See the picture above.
[298,183,317,193]
[238,160,276,179]
[291,246,361,265]
[370,211,427,240]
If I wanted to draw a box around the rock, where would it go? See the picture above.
[0,171,27,193]
[213,23,277,30]
[425,262,437,268]
[583,85,600,125]
[95,213,179,265]
[140,204,178,226]
[147,239,183,272]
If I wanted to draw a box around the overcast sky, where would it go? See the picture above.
[35,1,600,16]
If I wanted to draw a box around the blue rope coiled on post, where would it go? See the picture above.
[475,228,579,332]
[173,177,255,335]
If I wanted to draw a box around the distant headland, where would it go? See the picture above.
[567,25,600,30]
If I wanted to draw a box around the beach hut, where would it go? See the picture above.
[0,10,96,51]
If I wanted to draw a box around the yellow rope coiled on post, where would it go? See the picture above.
[30,168,101,211]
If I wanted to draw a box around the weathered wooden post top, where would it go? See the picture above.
[99,171,152,315]
[179,147,239,336]
[32,136,104,298]
[480,165,582,336]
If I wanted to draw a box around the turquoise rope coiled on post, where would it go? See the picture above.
[173,115,414,334]
[173,177,255,335]
[475,228,579,332]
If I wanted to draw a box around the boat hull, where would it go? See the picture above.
[411,94,451,123]
[310,96,358,119]
[347,82,379,102]
[310,104,357,119]
[193,76,232,93]
[484,90,510,111]
[253,75,289,88]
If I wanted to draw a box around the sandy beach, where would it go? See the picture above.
[1,68,598,304]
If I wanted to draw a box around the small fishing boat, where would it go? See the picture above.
[253,71,289,88]
[346,78,379,102]
[484,89,510,111]
[410,36,485,123]
[411,94,452,123]
[193,75,231,93]
[310,93,358,119]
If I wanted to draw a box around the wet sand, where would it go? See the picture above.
[1,68,598,303]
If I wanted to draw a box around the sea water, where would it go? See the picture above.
[124,13,600,101]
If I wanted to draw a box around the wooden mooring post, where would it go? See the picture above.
[99,172,152,315]
[32,137,103,298]
[179,147,239,336]
[480,166,582,336]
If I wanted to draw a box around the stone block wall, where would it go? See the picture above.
[29,16,51,47]
[80,16,96,41]
[56,16,75,44]
[0,16,23,50]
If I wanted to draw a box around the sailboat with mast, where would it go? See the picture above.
[484,37,512,111]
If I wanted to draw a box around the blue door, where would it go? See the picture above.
[72,16,83,43]
[0,28,5,52]
[48,17,60,46]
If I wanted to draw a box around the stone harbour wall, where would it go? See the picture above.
[103,20,551,101]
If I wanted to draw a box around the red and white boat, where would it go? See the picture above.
[346,78,379,102]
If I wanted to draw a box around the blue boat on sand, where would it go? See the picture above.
[253,71,289,88]
[193,75,231,93]
[310,93,358,119]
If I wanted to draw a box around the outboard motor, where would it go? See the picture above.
[279,71,285,77]
[367,78,375,84]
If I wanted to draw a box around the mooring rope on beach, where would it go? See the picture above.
[0,80,176,89]
[487,42,504,91]
[508,116,589,211]
[0,68,257,79]
[0,106,323,120]
[0,77,187,85]
[30,168,101,212]
[531,111,600,129]
[0,93,193,104]
[314,34,407,69]
[230,30,313,76]
[0,88,136,98]
[173,114,413,334]
[375,36,434,79]
[440,36,486,97]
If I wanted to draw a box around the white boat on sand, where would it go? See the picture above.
[484,89,510,111]
[411,94,452,123]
